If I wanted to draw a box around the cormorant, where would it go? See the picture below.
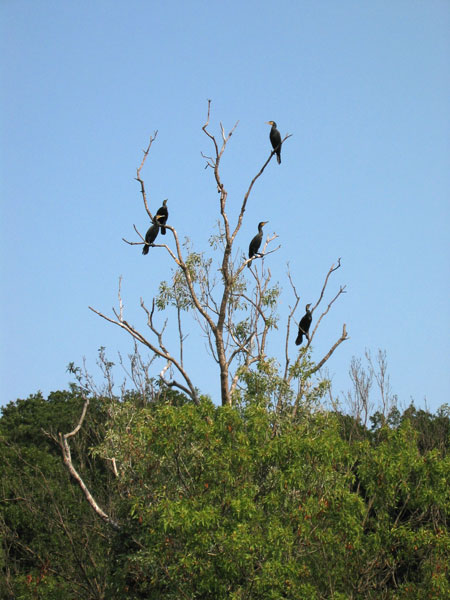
[248,221,268,267]
[155,199,168,235]
[267,121,282,164]
[295,304,312,345]
[142,221,159,255]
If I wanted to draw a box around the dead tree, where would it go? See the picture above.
[90,102,347,408]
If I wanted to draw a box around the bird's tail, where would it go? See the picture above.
[160,227,166,235]
[295,333,302,346]
[277,153,281,165]
[142,244,149,255]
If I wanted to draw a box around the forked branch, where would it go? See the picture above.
[282,259,349,411]
[89,282,199,403]
[58,395,120,531]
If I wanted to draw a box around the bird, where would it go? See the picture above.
[155,199,168,235]
[267,121,282,164]
[295,304,312,345]
[248,221,268,267]
[142,221,159,255]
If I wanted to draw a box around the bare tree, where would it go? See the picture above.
[344,349,397,427]
[366,349,397,423]
[346,355,374,428]
[91,102,347,408]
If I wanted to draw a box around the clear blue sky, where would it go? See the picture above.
[1,1,449,413]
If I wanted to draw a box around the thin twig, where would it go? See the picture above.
[136,131,158,220]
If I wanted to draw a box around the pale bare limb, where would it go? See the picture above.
[291,325,348,417]
[312,257,342,313]
[89,285,199,404]
[136,131,158,220]
[276,269,301,411]
[176,302,186,367]
[308,324,349,376]
[58,395,120,531]
[160,361,170,379]
[237,231,280,274]
[244,244,281,271]
[231,132,293,245]
[110,458,118,478]
[122,224,146,246]
[308,284,347,348]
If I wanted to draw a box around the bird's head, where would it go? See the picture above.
[162,199,168,206]
[259,221,269,228]
[266,121,277,127]
[305,303,311,311]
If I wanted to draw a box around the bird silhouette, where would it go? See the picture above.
[295,304,312,345]
[267,121,282,164]
[248,221,268,268]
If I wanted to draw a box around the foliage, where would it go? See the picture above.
[0,390,113,600]
[95,395,448,599]
[1,388,448,599]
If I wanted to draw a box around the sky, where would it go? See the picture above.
[1,0,449,413]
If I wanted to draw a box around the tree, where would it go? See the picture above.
[90,101,348,409]
[56,104,350,538]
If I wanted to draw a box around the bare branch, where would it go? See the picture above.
[312,257,342,313]
[89,281,200,404]
[136,131,158,220]
[308,284,347,348]
[64,397,90,441]
[122,224,146,246]
[244,244,281,272]
[308,324,349,376]
[231,132,293,245]
[284,270,300,371]
[58,395,120,531]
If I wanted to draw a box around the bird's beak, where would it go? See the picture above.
[266,121,272,125]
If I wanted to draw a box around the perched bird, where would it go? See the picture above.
[155,199,168,235]
[142,221,159,255]
[295,304,312,345]
[267,121,282,164]
[248,221,268,267]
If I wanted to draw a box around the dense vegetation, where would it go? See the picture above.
[1,388,448,599]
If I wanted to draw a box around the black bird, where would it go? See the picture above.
[155,199,168,235]
[295,304,312,345]
[248,221,268,267]
[267,121,282,164]
[142,221,159,255]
